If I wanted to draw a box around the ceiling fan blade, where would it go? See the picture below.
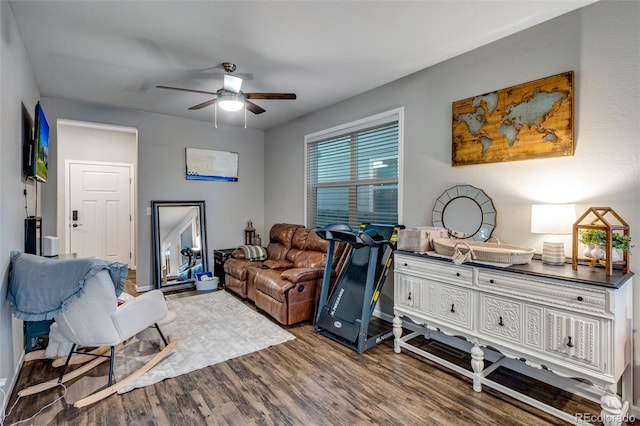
[223,74,243,93]
[246,93,297,100]
[245,101,266,115]
[188,99,217,110]
[156,85,217,96]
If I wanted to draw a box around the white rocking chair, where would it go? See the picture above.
[13,265,176,407]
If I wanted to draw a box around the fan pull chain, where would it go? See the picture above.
[214,102,218,129]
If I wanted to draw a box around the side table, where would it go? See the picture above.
[24,319,54,352]
[214,248,237,286]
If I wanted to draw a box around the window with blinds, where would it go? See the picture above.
[305,109,401,229]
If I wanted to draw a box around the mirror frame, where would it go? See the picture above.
[432,185,496,241]
[151,200,208,291]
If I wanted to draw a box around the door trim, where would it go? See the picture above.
[65,160,136,268]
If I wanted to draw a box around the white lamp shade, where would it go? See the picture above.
[531,204,575,235]
[531,204,575,265]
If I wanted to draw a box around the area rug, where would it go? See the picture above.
[113,291,296,393]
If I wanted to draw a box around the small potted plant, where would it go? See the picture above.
[611,233,633,261]
[612,233,633,251]
[579,229,632,261]
[579,229,606,259]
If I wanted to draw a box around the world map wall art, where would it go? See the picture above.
[451,71,574,166]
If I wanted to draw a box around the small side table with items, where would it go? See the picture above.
[214,248,237,286]
[24,319,54,352]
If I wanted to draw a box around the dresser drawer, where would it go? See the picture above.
[395,255,473,287]
[395,273,437,316]
[545,309,606,374]
[437,283,473,330]
[477,270,607,316]
[478,294,524,345]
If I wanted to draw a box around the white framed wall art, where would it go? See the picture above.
[185,148,238,182]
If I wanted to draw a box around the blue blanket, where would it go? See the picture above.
[7,251,128,321]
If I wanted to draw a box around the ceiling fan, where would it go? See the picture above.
[156,62,296,115]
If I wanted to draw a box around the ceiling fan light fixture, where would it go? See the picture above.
[158,61,295,117]
[217,92,245,112]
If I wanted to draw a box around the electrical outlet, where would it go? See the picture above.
[0,378,6,387]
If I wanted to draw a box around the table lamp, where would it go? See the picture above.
[531,204,575,265]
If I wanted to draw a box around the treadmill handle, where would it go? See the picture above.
[356,232,391,248]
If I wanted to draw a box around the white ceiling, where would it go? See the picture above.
[8,0,596,130]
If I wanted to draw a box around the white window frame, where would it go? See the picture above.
[304,107,404,228]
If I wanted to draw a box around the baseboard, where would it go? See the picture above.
[372,308,393,322]
[3,351,24,413]
[135,284,153,293]
[631,405,640,421]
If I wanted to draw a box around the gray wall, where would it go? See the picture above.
[265,0,640,404]
[0,0,41,403]
[40,98,265,290]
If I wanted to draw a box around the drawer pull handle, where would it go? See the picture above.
[498,316,504,327]
[456,272,460,277]
[576,296,584,302]
[567,336,574,348]
[450,304,455,313]
[408,292,412,301]
[404,263,408,267]
[489,279,495,284]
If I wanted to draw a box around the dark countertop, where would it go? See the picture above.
[396,250,634,289]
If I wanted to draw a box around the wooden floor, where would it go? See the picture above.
[5,272,602,425]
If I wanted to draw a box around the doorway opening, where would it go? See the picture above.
[57,120,138,269]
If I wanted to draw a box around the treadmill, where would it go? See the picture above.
[314,223,403,353]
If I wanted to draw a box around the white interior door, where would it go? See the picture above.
[68,162,132,263]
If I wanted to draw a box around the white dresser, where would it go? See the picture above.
[393,252,633,426]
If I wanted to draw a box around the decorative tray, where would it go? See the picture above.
[432,238,535,265]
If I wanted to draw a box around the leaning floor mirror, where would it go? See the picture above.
[151,200,208,291]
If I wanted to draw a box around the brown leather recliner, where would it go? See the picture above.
[224,223,303,300]
[251,228,346,325]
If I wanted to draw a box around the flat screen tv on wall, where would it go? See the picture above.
[23,102,49,182]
